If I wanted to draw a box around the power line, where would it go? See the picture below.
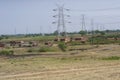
[97,22,120,25]
[71,6,120,12]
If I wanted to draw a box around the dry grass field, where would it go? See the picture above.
[0,44,120,80]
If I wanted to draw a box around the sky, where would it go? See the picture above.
[0,0,120,35]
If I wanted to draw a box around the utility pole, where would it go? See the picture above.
[14,27,16,35]
[91,19,94,34]
[81,14,86,31]
[80,14,87,36]
[26,26,28,35]
[53,5,70,38]
[96,23,99,31]
[39,26,41,35]
[91,19,94,45]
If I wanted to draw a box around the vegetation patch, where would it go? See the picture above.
[101,56,120,60]
[38,47,56,52]
[58,42,67,52]
[27,48,35,52]
[0,50,14,56]
[69,41,86,46]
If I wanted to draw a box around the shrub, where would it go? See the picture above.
[102,56,120,60]
[27,49,33,52]
[58,43,67,51]
[38,47,50,52]
[0,50,14,56]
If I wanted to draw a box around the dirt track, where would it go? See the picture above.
[0,45,120,80]
[0,62,120,80]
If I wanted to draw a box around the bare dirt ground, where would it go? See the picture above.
[0,44,120,80]
[0,61,120,80]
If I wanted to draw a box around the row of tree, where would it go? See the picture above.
[0,29,120,40]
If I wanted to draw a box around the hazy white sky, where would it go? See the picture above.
[0,0,120,35]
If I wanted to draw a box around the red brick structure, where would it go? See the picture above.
[0,42,5,48]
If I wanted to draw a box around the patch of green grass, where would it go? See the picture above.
[27,48,35,52]
[38,47,57,52]
[101,56,120,60]
[0,50,14,56]
[58,42,67,52]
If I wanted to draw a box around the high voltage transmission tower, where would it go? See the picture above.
[81,14,86,31]
[79,14,87,36]
[52,5,71,38]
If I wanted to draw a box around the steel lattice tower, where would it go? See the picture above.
[81,14,86,31]
[53,5,70,38]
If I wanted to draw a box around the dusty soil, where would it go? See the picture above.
[0,44,120,80]
[0,61,120,80]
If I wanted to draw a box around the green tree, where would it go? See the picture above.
[79,31,87,36]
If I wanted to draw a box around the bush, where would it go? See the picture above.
[0,37,3,40]
[27,49,33,52]
[38,47,51,52]
[58,43,67,51]
[102,56,120,60]
[0,50,14,56]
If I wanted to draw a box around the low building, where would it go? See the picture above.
[71,37,88,43]
[0,42,5,48]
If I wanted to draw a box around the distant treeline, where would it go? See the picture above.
[0,29,120,40]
